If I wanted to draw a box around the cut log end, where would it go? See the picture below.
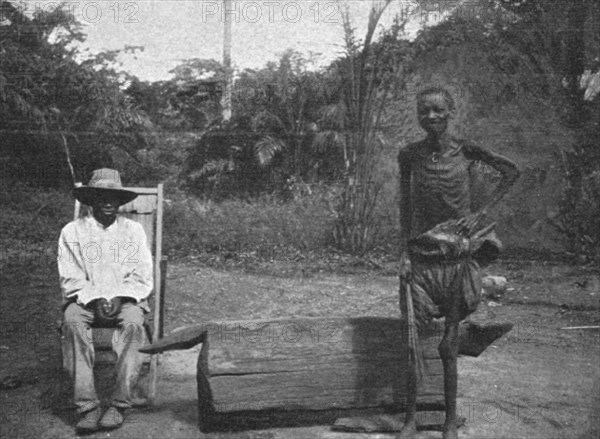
[139,325,206,354]
[459,321,513,357]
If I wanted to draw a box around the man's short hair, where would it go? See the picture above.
[417,86,456,111]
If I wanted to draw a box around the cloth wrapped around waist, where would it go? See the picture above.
[408,221,502,266]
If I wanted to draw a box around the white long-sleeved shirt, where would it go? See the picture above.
[58,215,153,311]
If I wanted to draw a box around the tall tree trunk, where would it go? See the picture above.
[60,130,76,185]
[221,0,233,122]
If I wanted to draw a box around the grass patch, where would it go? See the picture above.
[163,187,337,259]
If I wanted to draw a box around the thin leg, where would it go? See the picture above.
[439,287,461,439]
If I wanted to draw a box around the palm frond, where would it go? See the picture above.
[254,136,287,166]
[191,158,235,180]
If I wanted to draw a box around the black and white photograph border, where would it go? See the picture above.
[1,1,599,438]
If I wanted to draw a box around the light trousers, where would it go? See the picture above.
[61,302,149,413]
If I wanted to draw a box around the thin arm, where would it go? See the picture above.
[465,144,521,213]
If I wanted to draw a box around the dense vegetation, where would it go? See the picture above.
[0,2,158,185]
[1,0,598,262]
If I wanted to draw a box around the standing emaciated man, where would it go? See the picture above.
[397,87,520,439]
[59,169,153,433]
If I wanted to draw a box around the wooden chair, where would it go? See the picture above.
[70,183,166,405]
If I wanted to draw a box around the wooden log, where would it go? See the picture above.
[140,317,512,431]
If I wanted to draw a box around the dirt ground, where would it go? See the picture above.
[1,258,599,439]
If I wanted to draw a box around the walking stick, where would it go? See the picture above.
[400,277,424,381]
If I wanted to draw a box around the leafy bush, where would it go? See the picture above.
[0,182,72,275]
[181,50,345,201]
[1,3,155,188]
[0,183,72,244]
[557,168,600,263]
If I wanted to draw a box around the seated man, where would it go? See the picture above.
[58,168,153,433]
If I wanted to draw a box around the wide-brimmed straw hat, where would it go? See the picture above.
[72,168,138,206]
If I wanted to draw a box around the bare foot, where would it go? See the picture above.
[397,419,418,438]
[442,422,459,439]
